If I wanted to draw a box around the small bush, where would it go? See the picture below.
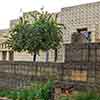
[0,80,53,100]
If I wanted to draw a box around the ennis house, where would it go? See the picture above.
[0,1,100,62]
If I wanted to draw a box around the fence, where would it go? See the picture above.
[0,62,99,91]
[65,43,100,63]
[64,43,100,91]
[0,43,100,91]
[0,61,63,89]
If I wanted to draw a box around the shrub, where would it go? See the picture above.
[75,91,100,100]
[0,80,53,100]
[38,80,53,100]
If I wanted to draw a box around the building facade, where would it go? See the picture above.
[61,1,100,44]
[1,1,100,62]
[58,1,100,62]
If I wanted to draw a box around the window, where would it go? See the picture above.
[77,28,91,43]
[71,70,87,81]
[77,28,87,33]
[2,51,7,61]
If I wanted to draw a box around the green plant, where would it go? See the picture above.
[75,92,99,100]
[59,96,69,100]
[7,9,64,62]
[0,80,53,100]
[38,80,53,100]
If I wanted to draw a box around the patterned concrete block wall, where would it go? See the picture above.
[54,2,100,62]
[14,52,33,61]
[0,29,8,43]
[61,2,100,44]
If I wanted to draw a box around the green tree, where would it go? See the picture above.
[30,9,64,62]
[7,9,64,62]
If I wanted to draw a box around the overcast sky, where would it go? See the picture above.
[0,0,100,29]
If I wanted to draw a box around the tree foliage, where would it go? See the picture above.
[7,9,64,62]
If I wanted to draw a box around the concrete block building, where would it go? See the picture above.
[58,1,100,62]
[61,1,100,44]
[1,1,100,62]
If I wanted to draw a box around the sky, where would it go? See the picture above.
[0,0,100,29]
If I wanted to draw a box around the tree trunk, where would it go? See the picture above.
[33,52,37,62]
[54,49,57,62]
[46,50,49,63]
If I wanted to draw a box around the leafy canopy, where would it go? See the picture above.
[7,9,64,54]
